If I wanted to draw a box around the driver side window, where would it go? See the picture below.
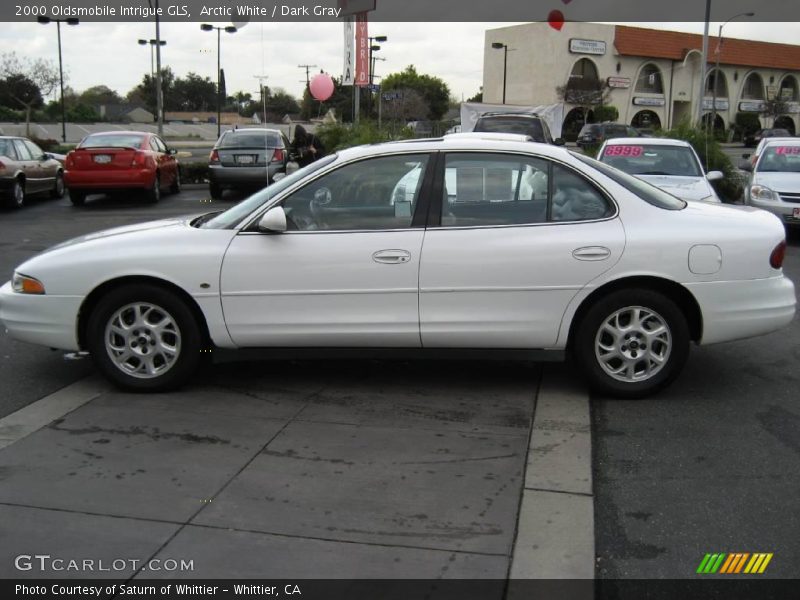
[281,154,430,231]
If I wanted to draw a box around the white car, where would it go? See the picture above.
[741,139,800,226]
[0,137,795,398]
[598,138,723,203]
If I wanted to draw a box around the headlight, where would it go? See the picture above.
[750,185,776,202]
[12,272,45,294]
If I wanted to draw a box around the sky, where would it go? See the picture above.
[1,20,799,103]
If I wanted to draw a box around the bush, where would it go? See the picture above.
[30,137,60,151]
[594,105,619,122]
[735,111,761,141]
[659,121,742,202]
[0,106,22,122]
[316,120,414,152]
[180,163,210,184]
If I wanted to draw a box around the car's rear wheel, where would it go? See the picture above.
[6,178,25,208]
[573,289,689,399]
[145,174,160,203]
[209,182,223,200]
[169,168,181,194]
[86,284,203,391]
[51,172,65,199]
[69,189,86,206]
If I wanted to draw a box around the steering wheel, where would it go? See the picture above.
[309,187,332,229]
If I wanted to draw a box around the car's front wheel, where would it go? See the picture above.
[573,289,689,399]
[86,284,203,391]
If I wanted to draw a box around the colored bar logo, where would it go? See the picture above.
[697,553,773,574]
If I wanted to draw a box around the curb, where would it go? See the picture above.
[508,363,594,588]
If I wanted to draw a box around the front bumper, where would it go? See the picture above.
[64,168,156,190]
[748,197,800,225]
[0,281,82,351]
[686,275,796,345]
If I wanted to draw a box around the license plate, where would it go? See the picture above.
[93,154,111,164]
[793,208,800,219]
[235,155,255,164]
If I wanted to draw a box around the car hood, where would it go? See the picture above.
[635,175,716,202]
[753,171,800,192]
[44,216,196,254]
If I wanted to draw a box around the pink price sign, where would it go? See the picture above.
[604,145,644,157]
[774,146,800,155]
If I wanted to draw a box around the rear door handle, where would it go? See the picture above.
[372,249,411,264]
[572,246,611,261]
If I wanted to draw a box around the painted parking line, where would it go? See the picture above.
[509,363,594,586]
[0,375,110,450]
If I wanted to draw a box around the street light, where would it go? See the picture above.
[37,16,79,143]
[711,11,755,134]
[201,23,237,137]
[137,38,167,78]
[491,42,512,104]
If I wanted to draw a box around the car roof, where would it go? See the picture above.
[477,112,541,119]
[761,138,800,146]
[444,132,534,143]
[85,131,150,136]
[603,137,690,147]
[222,128,283,134]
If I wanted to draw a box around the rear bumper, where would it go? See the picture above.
[64,168,156,190]
[209,164,284,187]
[0,281,82,351]
[686,276,796,345]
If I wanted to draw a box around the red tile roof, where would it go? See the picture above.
[614,26,800,71]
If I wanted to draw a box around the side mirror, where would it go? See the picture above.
[168,148,178,155]
[738,161,753,172]
[257,206,287,233]
[553,138,566,146]
[706,170,724,182]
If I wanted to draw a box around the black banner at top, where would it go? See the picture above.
[3,0,800,22]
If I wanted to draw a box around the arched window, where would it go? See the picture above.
[704,69,729,98]
[741,72,765,100]
[635,63,664,94]
[779,76,799,101]
[565,58,601,104]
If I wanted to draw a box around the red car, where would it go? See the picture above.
[64,131,181,206]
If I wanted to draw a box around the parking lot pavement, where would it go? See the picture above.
[0,359,545,580]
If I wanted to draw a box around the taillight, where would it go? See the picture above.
[209,149,220,163]
[271,148,284,162]
[770,240,787,269]
[0,160,5,170]
[130,152,147,167]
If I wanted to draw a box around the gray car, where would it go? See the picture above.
[208,128,290,199]
[0,136,65,208]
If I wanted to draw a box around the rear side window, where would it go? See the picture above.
[13,140,32,160]
[0,139,17,159]
[440,153,613,227]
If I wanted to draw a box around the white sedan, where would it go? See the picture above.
[741,139,800,226]
[0,137,795,398]
[597,137,723,203]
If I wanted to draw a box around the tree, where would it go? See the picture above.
[466,90,483,103]
[79,85,122,108]
[300,78,353,123]
[760,98,790,128]
[0,52,59,136]
[556,77,612,125]
[127,67,175,113]
[172,72,216,111]
[381,88,430,122]
[381,65,451,121]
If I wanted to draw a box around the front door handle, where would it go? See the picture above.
[572,246,611,261]
[372,249,411,264]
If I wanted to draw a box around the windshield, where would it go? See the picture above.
[757,146,800,173]
[80,134,145,149]
[599,144,702,177]
[200,154,338,229]
[475,117,544,140]
[573,152,686,210]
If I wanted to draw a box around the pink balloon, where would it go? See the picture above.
[309,73,335,101]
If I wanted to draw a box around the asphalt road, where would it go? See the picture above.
[594,227,800,582]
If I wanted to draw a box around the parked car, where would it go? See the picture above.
[473,112,564,145]
[742,136,795,168]
[597,138,722,203]
[64,131,180,206]
[744,128,792,148]
[208,128,290,199]
[577,122,640,149]
[740,139,800,226]
[0,136,65,208]
[0,137,794,398]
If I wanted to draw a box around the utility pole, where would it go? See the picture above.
[254,74,268,124]
[298,64,317,89]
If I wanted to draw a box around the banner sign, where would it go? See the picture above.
[633,96,666,106]
[607,77,631,89]
[569,39,606,55]
[343,17,355,85]
[355,13,369,87]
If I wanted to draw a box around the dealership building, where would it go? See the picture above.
[482,22,800,137]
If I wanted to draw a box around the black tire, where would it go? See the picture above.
[69,189,86,206]
[209,182,223,200]
[573,288,690,399]
[5,178,25,208]
[145,173,161,203]
[169,167,181,194]
[86,283,203,391]
[51,171,65,199]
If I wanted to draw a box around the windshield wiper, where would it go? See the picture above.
[192,211,224,227]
